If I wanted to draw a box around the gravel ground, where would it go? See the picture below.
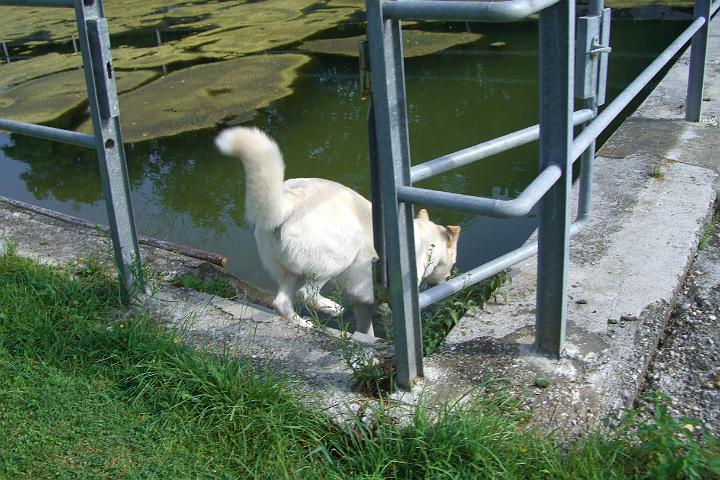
[639,212,720,436]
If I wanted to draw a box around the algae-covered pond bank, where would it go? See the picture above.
[0,2,691,290]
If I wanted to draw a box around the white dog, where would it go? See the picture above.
[215,126,460,336]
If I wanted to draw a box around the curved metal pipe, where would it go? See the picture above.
[383,0,559,22]
[398,164,561,218]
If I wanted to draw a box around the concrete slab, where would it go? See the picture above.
[397,16,720,434]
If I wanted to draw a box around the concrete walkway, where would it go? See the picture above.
[409,15,720,434]
[1,15,719,432]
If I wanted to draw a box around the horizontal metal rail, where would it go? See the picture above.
[420,239,537,309]
[419,216,586,309]
[411,109,594,183]
[0,0,73,7]
[383,0,559,22]
[0,118,96,149]
[398,163,560,218]
[572,15,706,161]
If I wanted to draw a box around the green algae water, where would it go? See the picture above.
[0,17,690,290]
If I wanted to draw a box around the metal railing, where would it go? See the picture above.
[365,0,717,388]
[1,0,714,387]
[0,0,143,300]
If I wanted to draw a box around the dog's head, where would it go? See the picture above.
[415,209,461,285]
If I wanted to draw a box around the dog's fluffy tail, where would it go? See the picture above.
[215,126,285,230]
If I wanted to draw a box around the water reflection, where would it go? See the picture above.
[6,137,108,204]
[129,135,248,235]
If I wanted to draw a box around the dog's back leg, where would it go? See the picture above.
[353,303,374,337]
[338,256,375,335]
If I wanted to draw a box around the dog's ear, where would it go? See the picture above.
[416,208,430,221]
[445,225,461,247]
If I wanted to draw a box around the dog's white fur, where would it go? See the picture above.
[215,126,460,335]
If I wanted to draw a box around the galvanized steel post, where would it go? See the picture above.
[368,104,389,291]
[536,0,575,357]
[74,0,144,300]
[576,0,609,226]
[366,0,424,388]
[361,40,388,291]
[686,0,711,121]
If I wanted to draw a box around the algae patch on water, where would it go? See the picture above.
[0,1,204,43]
[111,44,211,70]
[0,0,362,50]
[301,30,483,58]
[0,5,76,44]
[77,54,311,143]
[0,0,692,48]
[0,0,355,139]
[163,0,319,32]
[0,53,82,88]
[178,5,360,58]
[0,69,158,126]
[0,1,361,72]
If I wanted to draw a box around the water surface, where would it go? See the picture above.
[0,18,690,290]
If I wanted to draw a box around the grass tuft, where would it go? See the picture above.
[174,272,237,298]
[649,164,666,180]
[698,209,719,251]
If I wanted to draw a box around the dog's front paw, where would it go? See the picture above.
[290,314,313,329]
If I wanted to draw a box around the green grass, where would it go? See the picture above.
[1,250,719,479]
[0,251,332,478]
[0,354,199,477]
[174,272,237,298]
[698,209,719,251]
[649,164,666,180]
